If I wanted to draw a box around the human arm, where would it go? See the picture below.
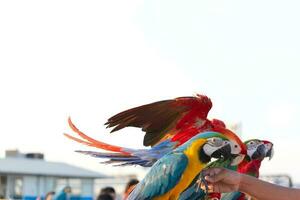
[203,168,300,200]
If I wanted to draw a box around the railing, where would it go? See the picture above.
[260,174,293,187]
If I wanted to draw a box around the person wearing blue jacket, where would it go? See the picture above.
[55,186,72,200]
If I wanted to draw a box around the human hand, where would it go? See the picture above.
[202,168,242,193]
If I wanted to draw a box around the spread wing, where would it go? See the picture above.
[127,152,188,200]
[105,94,212,146]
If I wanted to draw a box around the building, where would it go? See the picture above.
[227,122,243,136]
[94,175,139,197]
[260,174,294,188]
[0,150,107,200]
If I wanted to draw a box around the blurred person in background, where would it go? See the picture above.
[123,179,139,200]
[45,191,55,200]
[55,186,71,200]
[99,187,116,200]
[97,194,113,200]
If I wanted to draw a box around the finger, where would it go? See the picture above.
[207,184,214,193]
[205,168,226,183]
[201,183,214,193]
[208,184,221,193]
[202,167,223,177]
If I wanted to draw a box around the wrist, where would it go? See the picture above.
[238,173,248,192]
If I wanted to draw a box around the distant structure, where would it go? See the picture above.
[94,174,139,197]
[260,174,294,188]
[0,150,107,200]
[227,122,242,136]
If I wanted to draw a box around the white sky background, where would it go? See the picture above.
[1,0,300,182]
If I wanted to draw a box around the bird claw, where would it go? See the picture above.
[195,172,209,195]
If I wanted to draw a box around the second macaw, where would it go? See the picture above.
[220,139,274,200]
[179,139,274,200]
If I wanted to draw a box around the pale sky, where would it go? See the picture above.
[1,1,300,183]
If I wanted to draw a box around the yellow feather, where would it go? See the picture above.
[154,139,207,200]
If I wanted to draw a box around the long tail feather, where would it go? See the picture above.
[65,118,177,167]
[66,117,129,154]
[75,150,150,167]
[64,133,94,147]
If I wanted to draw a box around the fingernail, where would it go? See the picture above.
[205,176,213,182]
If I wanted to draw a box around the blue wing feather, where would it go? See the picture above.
[128,152,188,200]
[75,139,176,167]
[179,186,206,200]
[221,192,243,200]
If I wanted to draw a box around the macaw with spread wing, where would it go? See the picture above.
[65,117,244,167]
[64,94,246,167]
[105,94,224,146]
[127,132,237,200]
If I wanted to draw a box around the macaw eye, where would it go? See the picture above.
[246,140,264,151]
[246,141,257,149]
[208,137,224,146]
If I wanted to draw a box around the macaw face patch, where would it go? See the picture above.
[199,137,231,163]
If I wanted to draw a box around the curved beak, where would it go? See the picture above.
[266,145,274,160]
[230,154,245,166]
[211,143,231,160]
[251,144,266,160]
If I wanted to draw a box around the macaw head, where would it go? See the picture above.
[184,131,244,165]
[244,139,274,161]
[262,140,274,160]
[245,139,267,160]
[199,133,232,163]
[212,127,247,166]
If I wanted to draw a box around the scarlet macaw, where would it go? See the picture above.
[64,95,246,167]
[105,94,225,146]
[238,139,274,176]
[126,131,238,200]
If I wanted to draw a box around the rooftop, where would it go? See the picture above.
[0,150,107,178]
